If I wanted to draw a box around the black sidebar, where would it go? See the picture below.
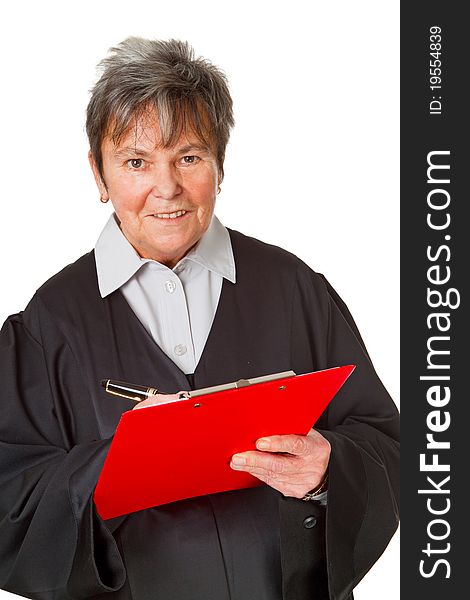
[401,3,468,598]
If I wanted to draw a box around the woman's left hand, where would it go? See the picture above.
[230,429,330,499]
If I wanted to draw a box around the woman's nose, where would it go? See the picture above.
[151,164,182,199]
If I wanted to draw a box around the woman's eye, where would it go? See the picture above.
[181,155,200,165]
[127,159,144,169]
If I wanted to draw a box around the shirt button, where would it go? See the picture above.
[302,516,317,529]
[174,344,187,356]
[165,280,176,293]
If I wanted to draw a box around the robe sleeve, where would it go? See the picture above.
[0,295,126,599]
[278,265,399,600]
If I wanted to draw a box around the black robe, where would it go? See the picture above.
[0,228,399,600]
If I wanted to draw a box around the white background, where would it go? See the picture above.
[0,1,399,598]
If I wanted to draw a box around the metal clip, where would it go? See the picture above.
[235,379,251,388]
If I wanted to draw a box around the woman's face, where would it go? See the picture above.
[90,110,219,268]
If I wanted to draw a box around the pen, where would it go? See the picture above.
[100,379,160,402]
[100,379,190,402]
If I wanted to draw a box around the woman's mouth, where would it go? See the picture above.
[152,209,187,220]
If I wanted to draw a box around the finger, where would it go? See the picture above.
[230,451,295,474]
[255,434,310,456]
[306,428,326,442]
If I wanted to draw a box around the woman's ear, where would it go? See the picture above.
[88,150,109,201]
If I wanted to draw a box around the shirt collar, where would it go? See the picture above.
[94,212,236,298]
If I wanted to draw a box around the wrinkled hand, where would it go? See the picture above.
[230,429,331,499]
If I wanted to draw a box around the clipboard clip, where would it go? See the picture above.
[235,379,251,388]
[235,379,287,390]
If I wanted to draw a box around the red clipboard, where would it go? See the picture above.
[94,365,355,519]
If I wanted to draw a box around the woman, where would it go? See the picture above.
[0,38,399,600]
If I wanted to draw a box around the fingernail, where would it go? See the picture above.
[232,455,246,465]
[256,439,270,450]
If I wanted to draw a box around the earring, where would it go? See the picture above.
[100,196,109,203]
[217,185,221,195]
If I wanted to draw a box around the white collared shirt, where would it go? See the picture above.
[94,213,236,374]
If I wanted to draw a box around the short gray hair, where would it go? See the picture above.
[86,37,234,182]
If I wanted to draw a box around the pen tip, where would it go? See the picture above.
[100,379,108,388]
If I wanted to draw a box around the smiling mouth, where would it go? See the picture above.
[152,210,187,220]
